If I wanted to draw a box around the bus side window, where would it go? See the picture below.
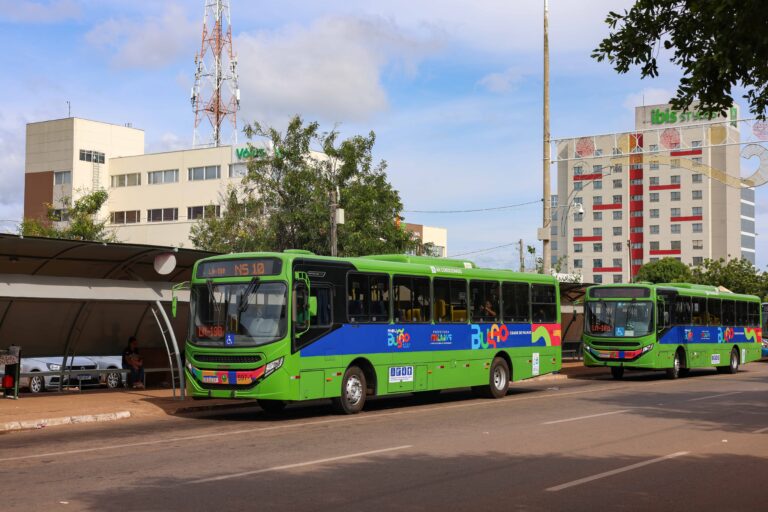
[310,286,333,328]
[722,300,735,326]
[735,301,748,326]
[531,284,557,323]
[672,297,691,325]
[393,275,430,323]
[347,273,389,323]
[433,277,467,323]
[502,282,530,323]
[691,297,706,326]
[748,302,760,327]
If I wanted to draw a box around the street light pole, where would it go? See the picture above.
[330,189,338,257]
[540,0,552,274]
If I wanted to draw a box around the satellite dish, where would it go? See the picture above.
[154,253,177,275]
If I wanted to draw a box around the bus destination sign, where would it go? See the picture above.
[197,258,282,278]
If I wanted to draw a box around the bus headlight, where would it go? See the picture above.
[641,344,654,354]
[265,357,284,377]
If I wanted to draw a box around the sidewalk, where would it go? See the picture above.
[1,362,608,432]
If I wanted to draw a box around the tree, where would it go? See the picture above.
[190,116,416,256]
[20,189,117,242]
[593,1,768,118]
[690,257,767,296]
[635,257,692,283]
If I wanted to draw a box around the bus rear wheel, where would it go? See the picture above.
[332,366,366,414]
[610,366,624,380]
[474,357,510,399]
[258,399,287,413]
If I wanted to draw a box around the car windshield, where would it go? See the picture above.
[586,300,654,337]
[190,281,287,346]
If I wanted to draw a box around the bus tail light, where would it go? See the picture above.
[265,357,284,377]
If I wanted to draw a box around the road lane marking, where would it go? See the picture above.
[189,445,412,484]
[752,426,768,434]
[688,391,742,402]
[546,451,689,492]
[542,409,630,425]
[0,385,631,463]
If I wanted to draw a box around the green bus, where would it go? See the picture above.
[583,283,763,379]
[183,251,562,414]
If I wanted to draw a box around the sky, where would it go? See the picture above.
[1,0,765,270]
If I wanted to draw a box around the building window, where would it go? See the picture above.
[692,157,703,166]
[573,166,583,176]
[650,257,659,263]
[613,211,623,220]
[147,208,179,222]
[650,225,659,234]
[692,173,703,183]
[692,190,703,200]
[649,177,659,186]
[612,258,622,267]
[631,211,643,217]
[671,208,681,217]
[187,205,221,220]
[691,140,702,148]
[573,259,583,268]
[693,240,703,250]
[671,224,681,234]
[613,164,623,173]
[593,243,603,253]
[649,144,658,152]
[51,209,70,222]
[650,241,660,251]
[594,149,604,156]
[650,193,659,202]
[613,179,622,189]
[613,274,623,283]
[632,258,643,266]
[671,191,681,201]
[650,161,660,170]
[671,158,680,168]
[631,194,643,201]
[574,243,583,253]
[630,178,642,185]
[692,223,703,233]
[594,275,603,284]
[188,165,221,181]
[631,242,642,249]
[650,209,659,218]
[148,169,179,184]
[593,196,603,205]
[79,149,105,164]
[594,180,603,190]
[593,212,602,221]
[592,165,602,173]
[574,181,583,191]
[611,195,622,204]
[593,258,603,268]
[110,173,141,188]
[671,175,680,184]
[53,170,72,185]
[593,227,603,236]
[692,206,702,216]
[631,227,643,233]
[110,210,140,224]
[613,226,622,236]
[573,196,583,205]
[692,256,703,265]
[574,228,583,237]
[551,225,558,236]
[612,147,622,155]
[671,240,681,250]
[574,212,583,222]
[630,163,643,171]
[613,242,622,252]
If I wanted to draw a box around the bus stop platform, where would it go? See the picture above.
[1,362,609,432]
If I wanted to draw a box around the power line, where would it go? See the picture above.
[403,199,541,214]
[450,241,520,258]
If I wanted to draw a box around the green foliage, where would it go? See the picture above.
[20,189,116,242]
[690,257,766,296]
[593,1,768,118]
[191,116,416,256]
[635,257,692,284]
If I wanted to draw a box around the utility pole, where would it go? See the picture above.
[539,0,552,274]
[519,239,525,272]
[330,189,338,257]
[626,239,632,283]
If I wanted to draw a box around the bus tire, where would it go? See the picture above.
[477,357,510,399]
[332,366,366,414]
[610,366,624,380]
[258,399,287,413]
[726,348,740,374]
[666,350,683,380]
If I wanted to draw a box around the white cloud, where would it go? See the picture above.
[623,87,674,111]
[0,118,26,228]
[84,3,197,69]
[235,16,443,125]
[0,0,79,23]
[478,67,524,94]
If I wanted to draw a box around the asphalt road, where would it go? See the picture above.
[2,362,767,512]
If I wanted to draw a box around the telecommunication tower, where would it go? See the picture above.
[191,0,240,147]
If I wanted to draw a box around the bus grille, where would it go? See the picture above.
[589,340,640,348]
[194,355,263,364]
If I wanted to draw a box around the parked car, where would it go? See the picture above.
[21,356,100,393]
[88,356,127,389]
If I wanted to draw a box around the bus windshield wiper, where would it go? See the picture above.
[207,279,222,316]
[238,277,260,313]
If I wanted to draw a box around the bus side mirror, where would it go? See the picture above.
[171,281,189,319]
[172,296,178,318]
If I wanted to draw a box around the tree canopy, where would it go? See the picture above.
[635,257,692,284]
[190,116,416,256]
[21,189,116,242]
[689,257,767,296]
[593,1,768,118]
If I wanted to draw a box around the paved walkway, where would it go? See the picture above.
[1,361,607,432]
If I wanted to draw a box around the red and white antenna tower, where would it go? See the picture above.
[191,0,240,147]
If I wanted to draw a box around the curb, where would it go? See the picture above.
[1,411,131,432]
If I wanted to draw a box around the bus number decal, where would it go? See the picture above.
[711,354,721,365]
[389,366,414,383]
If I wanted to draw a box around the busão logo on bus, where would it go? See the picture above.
[387,328,411,349]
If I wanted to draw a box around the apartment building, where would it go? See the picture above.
[552,103,754,283]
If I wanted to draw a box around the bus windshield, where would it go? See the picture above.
[190,281,287,346]
[586,300,654,338]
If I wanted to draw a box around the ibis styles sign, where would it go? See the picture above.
[650,106,737,126]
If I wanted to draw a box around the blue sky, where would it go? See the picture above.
[1,0,765,269]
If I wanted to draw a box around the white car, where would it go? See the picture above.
[21,356,100,393]
[88,356,128,389]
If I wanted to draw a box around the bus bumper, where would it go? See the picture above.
[583,344,658,369]
[184,361,290,400]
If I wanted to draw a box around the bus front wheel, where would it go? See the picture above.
[332,366,366,414]
[610,366,624,380]
[666,350,683,380]
[718,348,740,374]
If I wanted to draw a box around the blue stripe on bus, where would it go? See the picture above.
[658,326,757,345]
[299,323,549,357]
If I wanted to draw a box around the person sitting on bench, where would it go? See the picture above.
[122,336,145,389]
